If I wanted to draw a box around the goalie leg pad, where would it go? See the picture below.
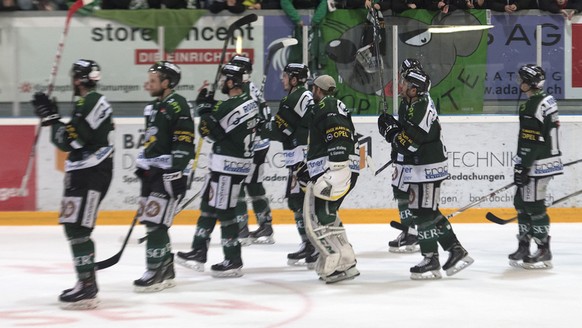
[312,165,351,201]
[304,183,357,278]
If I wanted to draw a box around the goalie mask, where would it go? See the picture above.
[71,59,101,94]
[220,64,245,94]
[149,60,181,89]
[518,64,545,89]
[230,54,253,81]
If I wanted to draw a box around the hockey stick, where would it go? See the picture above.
[374,159,393,176]
[211,13,258,93]
[391,158,582,232]
[370,8,388,114]
[485,189,582,225]
[260,38,298,97]
[95,213,138,270]
[18,0,94,197]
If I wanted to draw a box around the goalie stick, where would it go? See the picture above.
[485,189,582,225]
[211,13,258,94]
[19,0,94,198]
[374,159,393,176]
[391,158,582,232]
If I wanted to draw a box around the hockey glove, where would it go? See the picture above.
[258,102,272,123]
[377,113,401,143]
[294,162,311,189]
[32,92,60,126]
[196,88,216,116]
[163,170,187,199]
[514,164,530,187]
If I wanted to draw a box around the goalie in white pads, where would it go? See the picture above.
[301,75,360,284]
[378,69,473,280]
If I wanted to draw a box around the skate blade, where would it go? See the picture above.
[60,298,99,310]
[251,236,275,245]
[445,255,474,276]
[521,260,553,270]
[239,238,253,247]
[134,280,176,293]
[306,261,317,270]
[175,258,205,272]
[211,268,243,278]
[323,267,360,284]
[287,258,308,267]
[509,260,523,268]
[410,270,442,280]
[389,245,420,254]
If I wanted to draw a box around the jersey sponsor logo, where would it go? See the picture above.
[532,159,563,175]
[61,200,76,218]
[424,164,449,180]
[223,160,252,174]
[145,200,161,217]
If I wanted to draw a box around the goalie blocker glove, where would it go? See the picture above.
[32,92,61,126]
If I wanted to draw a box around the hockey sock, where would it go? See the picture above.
[64,225,95,279]
[220,220,241,262]
[516,210,533,238]
[234,188,248,230]
[394,188,414,227]
[413,211,439,254]
[145,225,170,269]
[246,182,272,224]
[191,215,216,249]
[531,212,550,241]
[434,215,458,251]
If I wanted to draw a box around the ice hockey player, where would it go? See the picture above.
[509,64,562,269]
[301,75,360,283]
[377,68,473,280]
[133,60,194,292]
[176,64,259,278]
[261,63,318,268]
[32,59,114,309]
[228,54,275,246]
[387,58,424,254]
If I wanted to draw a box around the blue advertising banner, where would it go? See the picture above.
[485,14,565,100]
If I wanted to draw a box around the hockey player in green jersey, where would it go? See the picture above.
[387,58,424,254]
[176,64,259,278]
[301,75,360,283]
[32,59,114,309]
[509,64,563,269]
[228,55,275,245]
[377,68,473,280]
[133,61,195,292]
[261,63,319,267]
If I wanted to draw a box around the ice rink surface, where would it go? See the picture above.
[1,223,581,328]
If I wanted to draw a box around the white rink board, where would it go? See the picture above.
[35,116,582,211]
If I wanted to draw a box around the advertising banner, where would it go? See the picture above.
[0,125,36,211]
[485,14,565,100]
[35,117,582,211]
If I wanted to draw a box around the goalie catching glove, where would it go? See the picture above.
[32,92,60,126]
[312,161,351,201]
[377,113,401,143]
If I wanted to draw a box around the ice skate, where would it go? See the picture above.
[238,224,252,247]
[522,236,553,270]
[508,235,531,268]
[248,223,275,245]
[321,265,360,284]
[211,259,243,278]
[410,253,442,280]
[134,254,176,293]
[176,247,207,272]
[287,241,315,266]
[388,231,420,253]
[59,272,99,310]
[305,249,319,270]
[442,244,474,276]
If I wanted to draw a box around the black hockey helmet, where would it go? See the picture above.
[400,58,423,75]
[149,60,181,89]
[220,64,245,93]
[71,59,101,87]
[403,68,430,95]
[230,54,253,74]
[284,63,309,83]
[518,64,545,89]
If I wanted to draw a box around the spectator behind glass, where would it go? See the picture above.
[538,0,581,20]
[488,0,534,12]
[333,0,390,10]
[209,0,246,13]
[426,0,480,13]
[120,0,188,8]
[17,0,67,10]
[392,0,425,13]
